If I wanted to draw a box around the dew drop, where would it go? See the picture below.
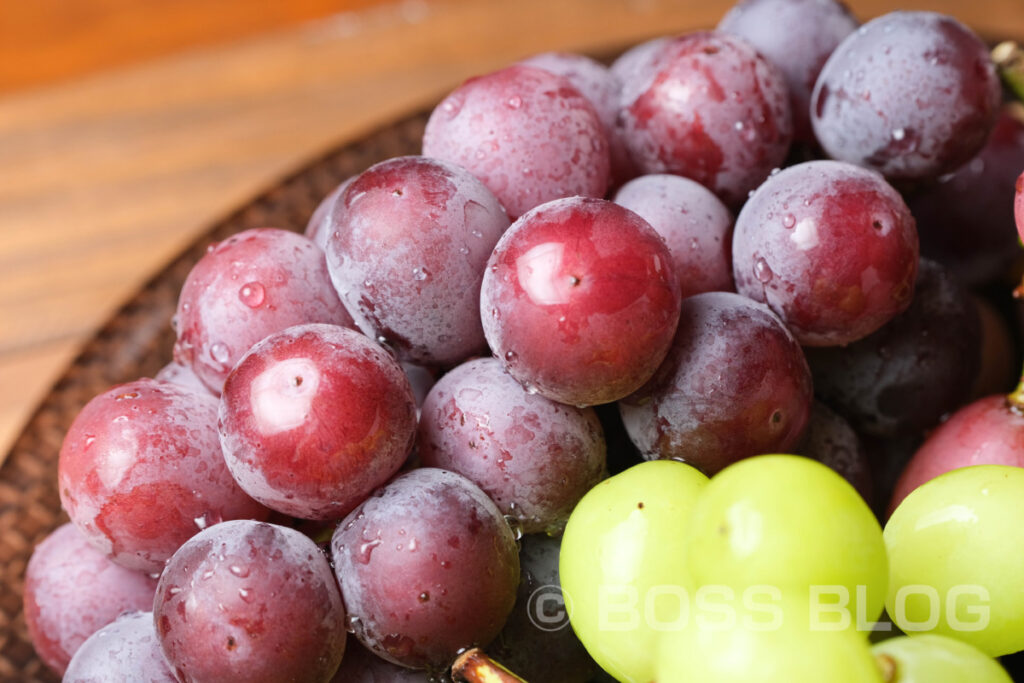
[210,343,230,366]
[358,538,382,564]
[506,95,523,109]
[412,266,430,281]
[229,565,250,578]
[504,350,518,363]
[782,214,796,229]
[418,591,430,602]
[238,587,253,603]
[459,246,469,255]
[892,127,906,141]
[471,229,484,239]
[754,258,774,283]
[193,516,209,531]
[238,282,265,308]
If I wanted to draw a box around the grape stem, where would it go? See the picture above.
[994,41,1024,103]
[876,653,897,682]
[451,648,528,682]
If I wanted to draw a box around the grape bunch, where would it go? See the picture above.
[22,0,1024,681]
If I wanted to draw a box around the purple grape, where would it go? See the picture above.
[63,612,175,683]
[613,173,734,298]
[417,357,606,534]
[795,402,873,502]
[732,160,919,346]
[908,108,1024,287]
[811,11,1001,180]
[330,640,432,682]
[718,0,858,143]
[306,178,353,251]
[57,379,268,572]
[23,523,157,675]
[331,468,519,671]
[325,156,509,367]
[519,51,633,183]
[804,259,981,438]
[619,31,793,205]
[619,291,813,475]
[174,228,354,393]
[154,520,347,683]
[422,65,610,219]
[487,534,600,683]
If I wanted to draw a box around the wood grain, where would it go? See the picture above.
[1,0,1021,463]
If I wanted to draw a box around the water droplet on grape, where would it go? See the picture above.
[754,258,774,283]
[506,95,523,109]
[412,266,430,281]
[237,587,253,602]
[228,564,250,578]
[472,229,484,238]
[238,282,265,308]
[504,350,517,363]
[782,214,796,229]
[418,591,430,602]
[210,343,230,366]
[358,538,382,564]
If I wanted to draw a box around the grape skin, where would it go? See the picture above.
[57,378,268,572]
[331,468,519,670]
[417,357,606,534]
[732,160,918,346]
[23,523,157,675]
[63,612,176,683]
[811,11,1000,181]
[796,401,873,503]
[620,291,813,475]
[154,360,211,395]
[154,520,347,683]
[305,178,353,251]
[872,634,1012,683]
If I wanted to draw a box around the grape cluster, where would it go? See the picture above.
[23,0,1024,681]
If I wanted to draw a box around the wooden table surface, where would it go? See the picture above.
[1,0,1022,464]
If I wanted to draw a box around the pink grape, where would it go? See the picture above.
[306,178,353,251]
[154,360,211,395]
[62,612,175,683]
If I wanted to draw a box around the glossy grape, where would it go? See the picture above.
[325,155,509,366]
[620,291,813,475]
[619,31,792,205]
[480,196,681,406]
[154,520,347,683]
[805,259,980,437]
[889,395,1024,512]
[812,11,1000,180]
[872,634,1012,683]
[219,324,417,520]
[718,0,858,143]
[796,401,873,503]
[174,228,354,393]
[885,465,1024,656]
[417,357,606,534]
[732,160,918,346]
[63,612,175,683]
[613,174,734,298]
[423,65,610,218]
[306,178,353,251]
[23,523,157,674]
[687,455,888,626]
[331,468,519,670]
[560,460,708,683]
[58,378,268,572]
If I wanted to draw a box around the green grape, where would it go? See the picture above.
[559,460,708,683]
[686,455,888,628]
[656,596,884,682]
[884,465,1024,656]
[872,634,1012,683]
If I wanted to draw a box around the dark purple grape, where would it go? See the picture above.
[805,259,981,438]
[63,612,175,683]
[732,160,918,346]
[907,108,1024,287]
[613,173,734,298]
[811,11,1000,180]
[417,357,606,534]
[154,520,347,683]
[331,468,519,671]
[486,534,600,683]
[619,291,813,475]
[795,402,873,502]
[23,523,157,675]
[325,156,509,367]
[619,31,792,205]
[718,0,857,144]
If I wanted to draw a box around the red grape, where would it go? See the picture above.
[58,379,268,572]
[331,468,519,670]
[62,612,175,683]
[219,324,417,520]
[306,178,353,251]
[325,156,509,367]
[796,402,873,502]
[417,357,606,534]
[154,520,347,683]
[732,160,918,346]
[480,196,681,406]
[154,360,211,395]
[717,0,857,143]
[619,31,793,205]
[619,291,812,475]
[805,259,981,437]
[422,65,610,219]
[174,228,354,393]
[811,11,1000,180]
[330,640,431,682]
[23,523,157,674]
[613,173,734,298]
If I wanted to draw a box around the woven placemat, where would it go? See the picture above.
[0,111,429,681]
